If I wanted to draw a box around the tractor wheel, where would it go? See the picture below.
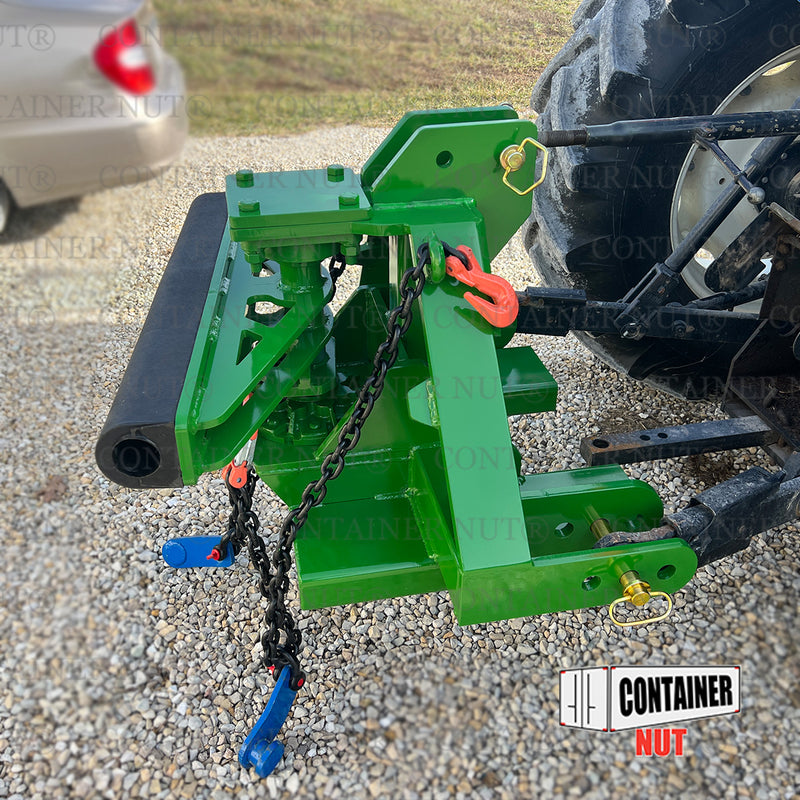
[525,0,800,398]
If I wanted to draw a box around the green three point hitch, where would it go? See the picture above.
[99,105,799,777]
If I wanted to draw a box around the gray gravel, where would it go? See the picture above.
[2,127,800,800]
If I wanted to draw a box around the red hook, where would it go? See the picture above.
[444,245,518,328]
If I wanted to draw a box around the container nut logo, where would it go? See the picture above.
[559,666,741,756]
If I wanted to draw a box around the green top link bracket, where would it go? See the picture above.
[165,106,695,626]
[175,106,541,481]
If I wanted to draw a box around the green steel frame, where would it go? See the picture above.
[172,107,697,624]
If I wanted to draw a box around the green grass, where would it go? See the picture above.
[151,0,579,136]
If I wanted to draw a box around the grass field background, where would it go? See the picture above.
[151,0,580,135]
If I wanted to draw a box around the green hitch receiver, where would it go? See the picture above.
[97,106,697,625]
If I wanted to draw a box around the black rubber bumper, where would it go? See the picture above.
[95,192,227,488]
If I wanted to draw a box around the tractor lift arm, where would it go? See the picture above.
[594,465,800,567]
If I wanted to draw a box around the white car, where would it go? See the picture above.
[0,0,187,232]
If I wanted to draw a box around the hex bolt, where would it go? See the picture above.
[327,164,345,182]
[244,248,266,265]
[338,193,359,208]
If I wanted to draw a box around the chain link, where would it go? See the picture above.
[224,242,431,691]
[328,253,347,292]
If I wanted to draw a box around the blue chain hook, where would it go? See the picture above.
[238,667,299,777]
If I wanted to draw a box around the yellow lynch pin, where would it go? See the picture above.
[587,518,673,628]
[500,137,549,196]
[609,570,673,628]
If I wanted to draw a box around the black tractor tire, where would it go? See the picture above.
[525,0,800,399]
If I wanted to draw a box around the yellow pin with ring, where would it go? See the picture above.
[500,137,549,195]
[587,516,673,628]
[609,570,673,628]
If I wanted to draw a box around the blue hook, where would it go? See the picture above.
[238,667,299,777]
[162,536,235,568]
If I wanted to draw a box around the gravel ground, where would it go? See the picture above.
[2,127,799,800]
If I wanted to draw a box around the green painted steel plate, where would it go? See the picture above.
[226,168,370,232]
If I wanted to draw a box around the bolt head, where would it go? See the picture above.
[327,164,345,182]
[235,168,255,188]
[338,193,359,208]
[238,200,260,214]
[747,187,766,205]
[621,322,643,339]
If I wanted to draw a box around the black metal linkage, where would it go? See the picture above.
[538,109,800,148]
[583,99,800,339]
[514,287,776,344]
[695,135,760,196]
[728,374,800,450]
[703,207,782,293]
[580,416,779,466]
[724,398,796,467]
[594,466,800,567]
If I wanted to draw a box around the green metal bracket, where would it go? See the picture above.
[169,107,697,623]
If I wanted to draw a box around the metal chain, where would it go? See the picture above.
[328,253,347,292]
[224,242,431,691]
[223,467,270,593]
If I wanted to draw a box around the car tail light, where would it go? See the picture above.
[94,19,155,95]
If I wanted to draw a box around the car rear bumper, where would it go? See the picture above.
[3,54,188,207]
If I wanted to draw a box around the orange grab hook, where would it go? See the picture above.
[222,392,257,489]
[443,245,518,328]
